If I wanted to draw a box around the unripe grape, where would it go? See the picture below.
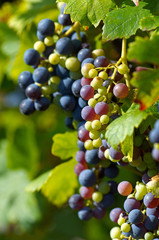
[84,140,93,150]
[44,36,54,46]
[49,53,60,65]
[88,98,97,108]
[50,76,61,84]
[98,71,108,79]
[65,57,80,72]
[81,63,94,78]
[90,77,103,90]
[93,138,102,148]
[85,121,93,131]
[92,192,103,202]
[117,215,125,225]
[118,64,129,75]
[104,149,110,159]
[89,69,98,78]
[110,227,121,239]
[92,49,105,58]
[117,181,133,196]
[98,86,107,95]
[98,181,110,194]
[100,115,109,125]
[34,41,45,53]
[89,130,100,140]
[121,223,130,232]
[91,120,101,130]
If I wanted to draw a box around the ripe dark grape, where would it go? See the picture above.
[104,164,119,178]
[37,18,55,36]
[124,198,141,213]
[25,84,41,100]
[144,215,158,231]
[85,149,100,164]
[59,95,76,111]
[71,79,82,97]
[56,64,69,78]
[18,71,34,89]
[33,67,50,84]
[80,85,94,100]
[72,105,83,121]
[69,194,84,210]
[58,77,74,94]
[77,140,85,151]
[71,32,87,43]
[78,207,93,221]
[78,97,87,108]
[58,13,72,26]
[143,192,159,208]
[79,169,96,187]
[78,128,90,142]
[113,83,129,99]
[81,106,96,121]
[99,193,114,209]
[93,206,106,219]
[56,37,73,55]
[77,48,92,62]
[74,163,88,176]
[109,147,124,160]
[131,223,146,239]
[94,102,109,116]
[75,151,86,164]
[94,56,109,68]
[24,49,40,66]
[34,97,50,111]
[81,57,94,67]
[110,208,123,223]
[65,116,74,129]
[20,98,35,115]
[128,209,143,224]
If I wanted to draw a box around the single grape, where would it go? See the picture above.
[58,13,72,26]
[34,97,50,111]
[78,127,90,142]
[109,208,123,223]
[75,151,86,164]
[79,169,96,187]
[110,227,121,239]
[128,209,143,224]
[77,140,85,151]
[59,95,76,111]
[94,56,109,68]
[19,98,35,115]
[144,215,158,231]
[77,48,92,62]
[108,180,118,194]
[104,164,119,178]
[49,53,60,65]
[71,79,82,97]
[117,181,133,196]
[81,106,96,121]
[131,223,146,239]
[24,49,40,66]
[18,71,34,89]
[81,77,92,86]
[34,41,45,53]
[80,186,94,199]
[78,207,93,221]
[78,97,87,108]
[58,77,74,95]
[124,198,141,213]
[74,163,87,176]
[81,58,94,67]
[68,194,84,210]
[33,67,50,84]
[118,64,129,75]
[113,83,129,98]
[72,105,83,122]
[37,18,55,36]
[85,149,100,165]
[65,57,80,72]
[99,193,114,209]
[109,147,124,160]
[25,83,41,100]
[152,148,159,161]
[71,32,87,43]
[94,102,109,116]
[143,192,159,208]
[56,37,73,55]
[93,206,106,219]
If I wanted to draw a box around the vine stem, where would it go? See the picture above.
[63,22,81,40]
[121,38,131,89]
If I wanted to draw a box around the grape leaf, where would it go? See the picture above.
[121,134,133,161]
[140,16,159,31]
[105,106,149,149]
[52,131,78,160]
[26,170,52,192]
[41,159,78,207]
[103,2,151,41]
[57,0,115,27]
[131,69,159,109]
[127,33,159,65]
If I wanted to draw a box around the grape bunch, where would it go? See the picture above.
[110,180,159,240]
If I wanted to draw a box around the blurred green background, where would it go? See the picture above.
[0,1,139,239]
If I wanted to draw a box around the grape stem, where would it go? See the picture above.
[63,22,81,40]
[121,38,131,89]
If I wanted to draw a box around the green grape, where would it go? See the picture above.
[98,71,108,80]
[81,63,94,78]
[100,115,109,125]
[91,120,101,130]
[90,77,103,90]
[69,70,82,80]
[89,130,100,139]
[98,181,110,194]
[130,156,142,167]
[84,140,93,150]
[92,49,105,58]
[85,121,93,131]
[42,84,57,95]
[134,135,144,147]
[93,138,102,148]
[88,98,97,108]
[147,169,157,177]
[146,177,159,197]
[92,192,103,202]
[121,223,130,232]
[104,149,110,159]
[98,86,107,95]
[59,56,67,68]
[118,64,129,75]
[136,161,147,172]
[50,76,61,84]
[34,41,45,53]
[49,53,60,65]
[135,182,147,200]
[89,68,98,78]
[44,36,54,46]
[65,57,80,72]
[117,215,125,226]
[144,232,154,240]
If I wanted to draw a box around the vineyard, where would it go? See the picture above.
[0,0,159,240]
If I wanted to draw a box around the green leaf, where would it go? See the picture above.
[26,170,52,192]
[121,134,133,161]
[140,16,159,31]
[131,69,159,109]
[41,159,78,207]
[127,33,159,65]
[105,106,149,149]
[7,125,39,175]
[52,131,78,160]
[57,0,115,27]
[103,2,151,41]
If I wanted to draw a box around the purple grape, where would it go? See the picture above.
[75,151,86,164]
[142,173,150,184]
[77,48,92,62]
[77,140,85,151]
[33,67,50,84]
[79,169,96,187]
[85,149,100,165]
[24,49,40,66]
[18,71,34,89]
[104,164,119,178]
[108,180,118,194]
[34,97,50,111]
[152,148,159,161]
[94,102,109,116]
[80,85,94,100]
[109,208,123,223]
[143,192,159,208]
[102,139,111,149]
[78,207,93,221]
[99,193,114,209]
[131,223,146,239]
[109,147,124,160]
[78,127,90,142]
[19,98,35,115]
[94,56,109,68]
[144,215,158,231]
[149,129,159,143]
[69,194,84,210]
[25,83,41,100]
[37,18,55,36]
[93,206,106,219]
[124,198,141,213]
[128,209,143,224]
[81,106,96,121]
[146,207,159,217]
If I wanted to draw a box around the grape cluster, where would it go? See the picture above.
[149,119,159,162]
[110,180,159,240]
